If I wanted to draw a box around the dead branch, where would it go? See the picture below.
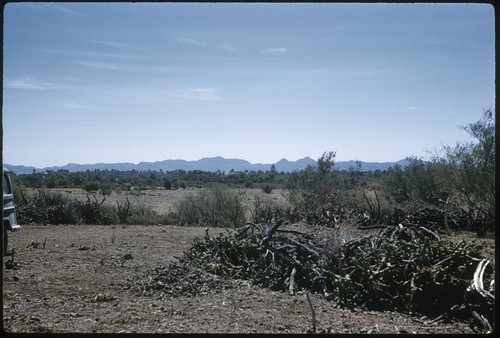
[306,293,317,333]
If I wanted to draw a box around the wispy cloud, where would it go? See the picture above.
[60,100,104,111]
[73,60,121,70]
[174,87,225,101]
[61,100,94,110]
[33,47,130,59]
[406,105,424,111]
[260,47,289,54]
[43,3,86,17]
[220,44,237,52]
[176,37,207,48]
[88,40,129,49]
[4,77,57,90]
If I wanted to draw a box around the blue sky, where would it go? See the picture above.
[2,2,495,168]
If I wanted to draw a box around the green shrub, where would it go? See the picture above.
[16,189,80,225]
[99,183,112,196]
[163,179,172,190]
[285,151,339,214]
[77,194,116,225]
[173,185,245,227]
[250,194,279,224]
[262,184,273,194]
[384,157,448,205]
[116,197,134,224]
[83,181,99,192]
[383,110,495,234]
[440,110,495,225]
[116,197,179,225]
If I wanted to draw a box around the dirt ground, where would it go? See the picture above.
[3,223,489,334]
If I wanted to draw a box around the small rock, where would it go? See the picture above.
[94,293,106,302]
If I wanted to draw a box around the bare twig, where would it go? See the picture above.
[289,267,297,295]
[261,218,284,246]
[306,293,317,333]
[262,242,301,267]
[268,235,320,257]
[417,226,440,241]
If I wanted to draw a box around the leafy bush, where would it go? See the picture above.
[163,179,172,190]
[116,197,134,224]
[16,189,79,225]
[285,151,338,214]
[384,157,449,205]
[76,195,116,225]
[249,194,280,224]
[99,183,113,196]
[440,110,495,226]
[16,189,117,225]
[83,181,100,192]
[173,185,246,227]
[262,184,273,194]
[383,110,495,234]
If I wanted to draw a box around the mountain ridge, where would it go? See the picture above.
[4,156,408,175]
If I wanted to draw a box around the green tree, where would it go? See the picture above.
[384,164,412,204]
[285,151,338,213]
[83,181,99,192]
[385,157,446,205]
[441,109,495,220]
[269,164,277,182]
[163,179,172,190]
[47,179,56,188]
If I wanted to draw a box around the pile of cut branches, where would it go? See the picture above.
[400,205,493,233]
[357,204,494,236]
[184,221,494,332]
[123,259,228,299]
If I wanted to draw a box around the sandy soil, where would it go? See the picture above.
[3,224,484,334]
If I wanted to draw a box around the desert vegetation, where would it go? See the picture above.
[6,110,495,332]
[12,111,495,235]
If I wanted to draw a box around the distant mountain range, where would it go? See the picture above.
[4,156,409,175]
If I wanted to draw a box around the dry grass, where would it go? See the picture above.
[20,187,289,218]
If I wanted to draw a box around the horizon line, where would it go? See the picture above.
[4,155,410,170]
